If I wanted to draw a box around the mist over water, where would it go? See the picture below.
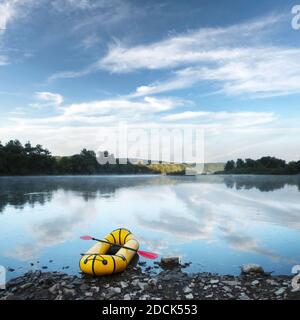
[0,175,300,280]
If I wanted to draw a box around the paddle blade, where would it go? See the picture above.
[137,250,158,260]
[80,235,93,240]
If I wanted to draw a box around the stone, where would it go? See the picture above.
[185,293,194,300]
[266,279,278,286]
[183,286,192,294]
[120,281,128,289]
[19,283,32,290]
[64,284,75,289]
[275,288,286,296]
[49,284,60,294]
[123,294,131,300]
[108,287,121,295]
[138,282,148,291]
[240,264,265,275]
[148,278,158,287]
[251,280,259,286]
[79,284,89,291]
[222,280,241,286]
[85,292,93,297]
[160,257,180,268]
[63,288,76,297]
[210,279,219,284]
[132,279,139,287]
[239,293,250,300]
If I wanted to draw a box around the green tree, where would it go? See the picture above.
[236,158,245,169]
[224,160,235,171]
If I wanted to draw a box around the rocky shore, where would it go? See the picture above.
[1,262,300,300]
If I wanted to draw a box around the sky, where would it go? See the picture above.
[0,0,300,162]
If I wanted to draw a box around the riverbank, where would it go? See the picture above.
[1,263,299,300]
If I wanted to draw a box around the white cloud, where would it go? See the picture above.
[80,33,101,49]
[0,0,36,66]
[97,13,300,98]
[0,55,9,65]
[0,0,33,32]
[51,0,132,30]
[32,91,64,107]
[0,0,17,32]
[162,111,276,127]
[2,113,300,161]
[131,48,300,98]
[9,94,185,128]
[128,44,300,97]
[52,0,94,11]
[99,15,281,72]
[48,69,92,81]
[5,90,291,161]
[49,14,279,80]
[52,0,118,11]
[63,96,182,117]
[47,13,300,98]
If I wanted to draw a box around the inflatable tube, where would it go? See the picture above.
[79,228,139,276]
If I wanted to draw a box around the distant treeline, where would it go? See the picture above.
[222,157,300,175]
[0,140,186,176]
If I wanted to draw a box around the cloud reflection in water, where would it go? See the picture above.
[0,175,299,275]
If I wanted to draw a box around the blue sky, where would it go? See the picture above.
[0,0,300,162]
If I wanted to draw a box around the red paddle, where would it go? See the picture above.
[80,235,158,260]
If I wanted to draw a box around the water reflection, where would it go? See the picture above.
[0,175,183,213]
[0,175,300,277]
[1,175,299,213]
[223,175,300,192]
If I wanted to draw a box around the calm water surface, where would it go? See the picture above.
[0,175,300,280]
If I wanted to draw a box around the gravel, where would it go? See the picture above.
[0,263,299,300]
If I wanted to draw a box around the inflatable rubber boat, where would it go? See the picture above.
[79,228,139,276]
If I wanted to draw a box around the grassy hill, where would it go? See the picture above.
[203,162,225,173]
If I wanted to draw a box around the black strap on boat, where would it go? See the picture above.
[91,256,97,276]
[115,254,128,266]
[83,254,93,264]
[83,254,108,266]
[119,228,122,245]
[123,231,131,244]
[109,232,117,244]
[111,255,116,273]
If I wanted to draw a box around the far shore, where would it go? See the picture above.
[1,172,300,178]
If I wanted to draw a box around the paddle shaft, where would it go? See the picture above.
[90,237,138,253]
[80,235,158,259]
